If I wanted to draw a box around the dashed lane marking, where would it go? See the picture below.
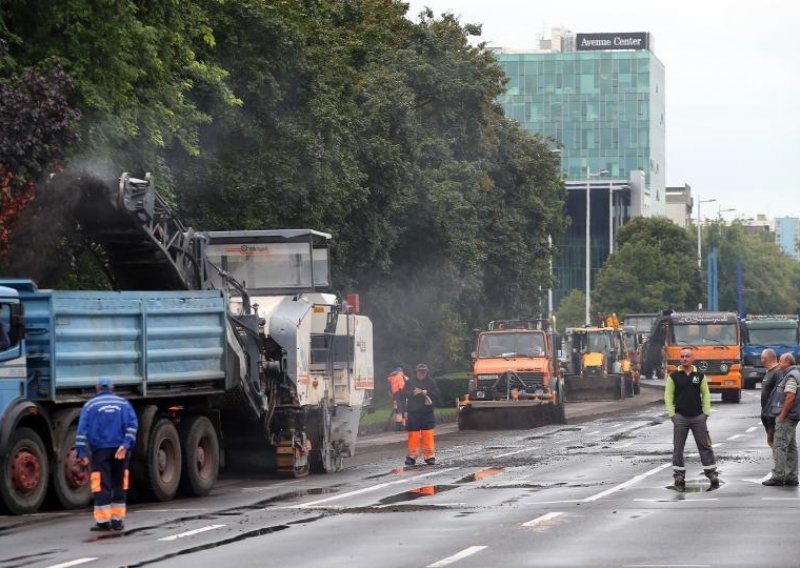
[521,511,564,527]
[426,546,488,567]
[583,463,672,502]
[610,423,623,428]
[726,434,743,441]
[287,467,459,508]
[45,559,98,568]
[158,524,226,542]
[587,430,600,435]
[492,446,539,458]
[746,426,758,433]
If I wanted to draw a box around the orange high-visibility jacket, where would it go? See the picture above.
[388,371,407,395]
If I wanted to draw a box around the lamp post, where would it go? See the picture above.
[717,207,736,221]
[608,182,623,256]
[585,168,609,325]
[696,198,716,269]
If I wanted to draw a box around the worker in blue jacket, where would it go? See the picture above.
[76,376,138,531]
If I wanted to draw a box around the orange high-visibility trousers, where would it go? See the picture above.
[407,429,435,459]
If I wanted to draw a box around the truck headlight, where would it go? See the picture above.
[478,374,500,381]
[720,364,729,373]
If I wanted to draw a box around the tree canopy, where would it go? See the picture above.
[0,1,565,377]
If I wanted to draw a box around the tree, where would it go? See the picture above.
[555,289,586,332]
[592,217,702,314]
[703,222,800,314]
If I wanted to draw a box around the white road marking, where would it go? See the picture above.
[158,524,226,542]
[45,560,98,568]
[492,446,539,458]
[583,463,672,502]
[587,430,600,435]
[726,434,743,441]
[633,498,718,502]
[711,443,724,448]
[288,467,459,508]
[521,511,564,527]
[746,426,758,433]
[617,441,635,448]
[762,497,800,501]
[761,473,772,482]
[610,423,623,428]
[427,546,488,567]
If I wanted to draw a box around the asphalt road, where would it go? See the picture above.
[1,385,793,568]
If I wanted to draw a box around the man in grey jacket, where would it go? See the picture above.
[760,349,781,448]
[764,353,800,486]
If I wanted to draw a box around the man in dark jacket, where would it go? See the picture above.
[763,353,800,486]
[760,349,780,448]
[77,376,138,531]
[665,348,719,490]
[402,363,440,466]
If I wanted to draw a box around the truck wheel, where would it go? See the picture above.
[144,419,182,501]
[179,416,219,497]
[731,389,742,404]
[51,424,91,509]
[0,427,49,514]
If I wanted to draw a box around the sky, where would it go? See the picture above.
[405,0,800,220]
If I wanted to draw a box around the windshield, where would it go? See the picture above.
[671,323,738,346]
[204,242,329,291]
[0,304,10,350]
[623,332,636,351]
[587,332,612,353]
[478,332,546,358]
[748,327,798,345]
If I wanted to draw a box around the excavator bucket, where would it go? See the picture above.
[457,399,566,430]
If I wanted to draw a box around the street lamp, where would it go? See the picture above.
[585,168,609,325]
[718,207,736,221]
[608,182,623,256]
[696,198,716,270]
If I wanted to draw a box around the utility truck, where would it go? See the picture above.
[740,315,800,389]
[457,320,565,430]
[0,173,373,514]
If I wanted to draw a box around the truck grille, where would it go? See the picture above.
[695,360,735,375]
[477,372,546,392]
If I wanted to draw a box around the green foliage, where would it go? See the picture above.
[555,289,586,331]
[703,222,800,313]
[2,2,566,376]
[593,217,702,314]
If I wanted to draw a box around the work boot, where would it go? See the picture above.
[111,519,125,531]
[673,473,685,491]
[404,456,416,466]
[762,476,785,486]
[706,470,720,488]
[424,457,436,466]
[91,522,111,532]
[785,476,799,487]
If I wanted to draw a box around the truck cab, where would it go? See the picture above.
[741,316,800,389]
[471,320,557,403]
[0,285,26,410]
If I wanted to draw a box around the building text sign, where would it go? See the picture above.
[576,32,649,51]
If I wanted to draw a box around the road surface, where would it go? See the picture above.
[0,386,792,568]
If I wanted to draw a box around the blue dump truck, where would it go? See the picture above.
[0,173,374,514]
[741,315,800,389]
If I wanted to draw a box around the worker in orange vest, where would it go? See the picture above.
[402,363,440,466]
[386,366,407,430]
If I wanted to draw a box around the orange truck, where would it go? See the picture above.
[457,320,565,429]
[644,310,742,403]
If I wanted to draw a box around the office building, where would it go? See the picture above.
[493,29,666,306]
[665,184,693,228]
[774,216,800,260]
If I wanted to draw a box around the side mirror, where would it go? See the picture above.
[470,351,477,360]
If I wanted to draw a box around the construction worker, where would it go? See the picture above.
[76,376,138,531]
[386,366,408,431]
[402,363,440,466]
[665,348,719,490]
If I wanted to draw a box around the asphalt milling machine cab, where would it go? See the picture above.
[457,320,565,430]
[562,316,634,401]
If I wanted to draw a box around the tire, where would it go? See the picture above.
[0,427,49,514]
[731,389,742,403]
[179,416,219,497]
[51,424,91,509]
[144,419,182,502]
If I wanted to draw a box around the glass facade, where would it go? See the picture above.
[494,46,665,307]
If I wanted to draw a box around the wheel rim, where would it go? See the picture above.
[12,448,41,493]
[195,437,213,480]
[64,446,89,489]
[158,439,177,483]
